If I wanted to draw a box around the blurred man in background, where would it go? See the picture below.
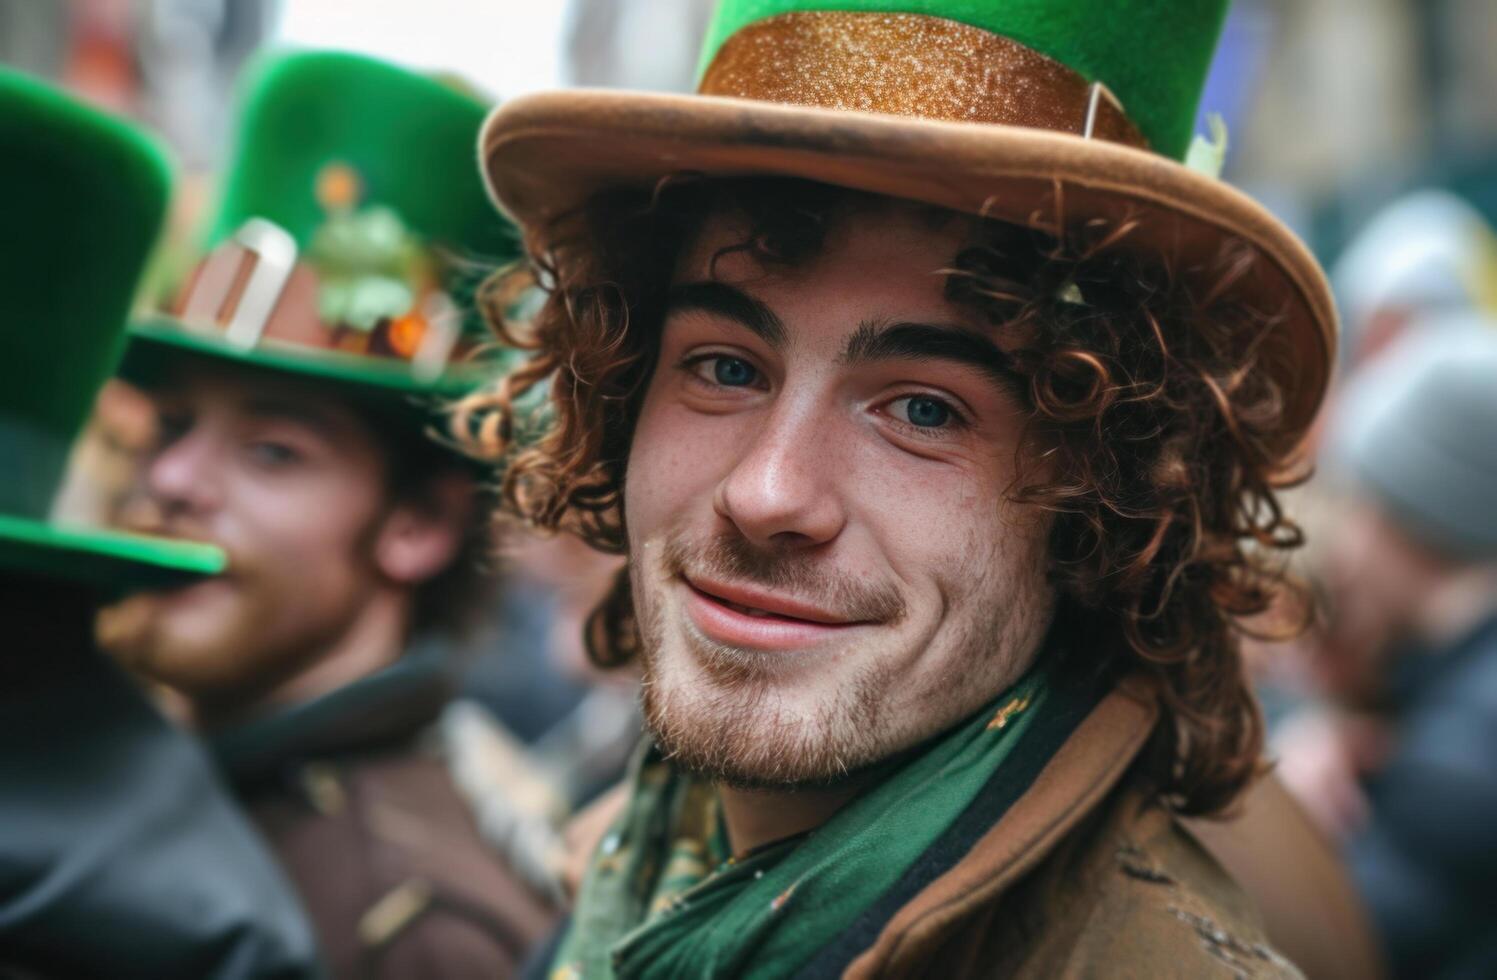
[97,51,556,978]
[1278,324,1497,978]
[0,66,320,979]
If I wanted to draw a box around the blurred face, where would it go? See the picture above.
[1312,495,1451,699]
[99,364,395,706]
[625,203,1056,788]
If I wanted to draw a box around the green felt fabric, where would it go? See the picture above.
[208,49,512,260]
[0,515,226,593]
[0,68,228,586]
[0,67,170,517]
[699,0,1229,160]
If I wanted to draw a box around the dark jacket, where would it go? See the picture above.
[1348,613,1497,979]
[212,652,557,979]
[0,634,321,979]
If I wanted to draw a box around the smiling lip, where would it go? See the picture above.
[681,575,868,651]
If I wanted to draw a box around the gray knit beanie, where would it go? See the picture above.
[1330,320,1497,561]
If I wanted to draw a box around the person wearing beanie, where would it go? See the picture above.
[1330,190,1497,371]
[1278,323,1497,979]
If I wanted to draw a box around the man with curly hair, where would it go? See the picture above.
[461,1,1356,976]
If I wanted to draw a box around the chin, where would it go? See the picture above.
[98,586,247,689]
[640,628,892,788]
[116,630,230,692]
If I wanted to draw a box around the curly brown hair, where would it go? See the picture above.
[454,176,1307,816]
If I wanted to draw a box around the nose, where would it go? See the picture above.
[144,424,222,519]
[713,404,846,550]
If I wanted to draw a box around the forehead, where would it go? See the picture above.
[674,198,973,305]
[149,357,371,438]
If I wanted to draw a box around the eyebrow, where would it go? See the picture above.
[664,281,787,349]
[840,319,1025,393]
[241,397,347,439]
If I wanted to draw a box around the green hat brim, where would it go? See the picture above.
[0,513,225,596]
[122,315,497,401]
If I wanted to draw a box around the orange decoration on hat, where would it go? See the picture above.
[387,311,428,359]
[315,161,363,212]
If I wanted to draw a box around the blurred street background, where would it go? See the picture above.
[7,0,1497,260]
[7,3,1497,977]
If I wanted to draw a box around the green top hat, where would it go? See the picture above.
[699,0,1227,161]
[121,50,520,400]
[0,68,224,591]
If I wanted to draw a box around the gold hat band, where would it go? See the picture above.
[699,11,1148,151]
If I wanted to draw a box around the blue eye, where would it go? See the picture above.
[712,357,757,387]
[902,396,951,428]
[247,442,298,466]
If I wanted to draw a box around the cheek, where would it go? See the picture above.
[859,453,1049,612]
[227,470,386,579]
[625,391,740,537]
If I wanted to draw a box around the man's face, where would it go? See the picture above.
[99,363,394,706]
[625,202,1056,788]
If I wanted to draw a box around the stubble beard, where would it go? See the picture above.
[639,603,887,789]
[98,558,369,715]
[632,530,1051,791]
[97,584,253,685]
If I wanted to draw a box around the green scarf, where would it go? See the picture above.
[550,668,1052,979]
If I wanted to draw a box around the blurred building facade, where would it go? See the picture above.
[1222,0,1497,258]
[7,0,1496,269]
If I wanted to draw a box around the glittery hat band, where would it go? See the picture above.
[698,11,1148,151]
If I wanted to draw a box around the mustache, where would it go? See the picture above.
[663,532,907,625]
[116,501,240,574]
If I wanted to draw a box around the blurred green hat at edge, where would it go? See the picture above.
[0,66,225,593]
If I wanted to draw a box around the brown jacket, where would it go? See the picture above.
[844,684,1297,979]
[569,683,1306,978]
[215,655,557,978]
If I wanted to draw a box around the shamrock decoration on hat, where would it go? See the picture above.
[122,50,520,400]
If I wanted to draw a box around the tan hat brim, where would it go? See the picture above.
[481,90,1336,450]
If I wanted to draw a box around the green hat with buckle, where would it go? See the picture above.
[121,50,519,401]
[482,0,1339,456]
[0,68,224,592]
